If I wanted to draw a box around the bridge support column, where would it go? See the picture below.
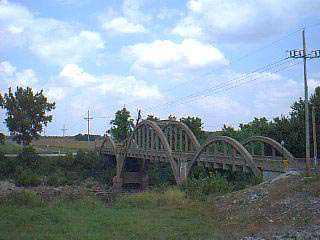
[179,161,188,183]
[112,175,123,192]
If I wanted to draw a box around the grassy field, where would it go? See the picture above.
[31,137,103,153]
[0,192,217,240]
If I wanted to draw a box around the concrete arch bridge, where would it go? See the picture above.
[100,119,302,190]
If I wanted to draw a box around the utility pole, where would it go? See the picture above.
[287,29,320,176]
[312,106,318,170]
[84,110,93,143]
[61,124,68,137]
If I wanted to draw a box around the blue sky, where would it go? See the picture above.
[1,0,320,136]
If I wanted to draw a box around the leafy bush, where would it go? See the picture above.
[1,190,43,207]
[221,171,262,191]
[47,172,69,186]
[0,155,19,178]
[180,174,233,200]
[18,146,41,169]
[16,169,41,187]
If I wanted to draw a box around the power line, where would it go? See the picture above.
[145,59,301,114]
[143,57,293,112]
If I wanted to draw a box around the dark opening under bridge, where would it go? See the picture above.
[100,119,305,190]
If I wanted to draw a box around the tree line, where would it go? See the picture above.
[108,87,320,158]
[1,85,320,159]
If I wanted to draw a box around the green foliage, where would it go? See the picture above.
[146,115,159,121]
[180,116,206,143]
[0,133,5,144]
[147,162,175,186]
[109,107,134,143]
[15,169,41,187]
[115,188,186,209]
[0,87,55,145]
[17,146,41,169]
[0,147,115,187]
[1,190,43,207]
[215,86,320,158]
[180,174,233,200]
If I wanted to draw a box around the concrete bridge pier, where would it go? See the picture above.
[112,157,149,192]
[179,161,188,183]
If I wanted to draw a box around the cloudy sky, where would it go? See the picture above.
[1,0,320,136]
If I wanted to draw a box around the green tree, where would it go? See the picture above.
[180,116,205,142]
[0,87,55,145]
[146,115,159,121]
[109,107,134,143]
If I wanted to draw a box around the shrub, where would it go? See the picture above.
[222,171,262,191]
[1,190,43,207]
[47,172,68,187]
[17,146,41,169]
[16,169,41,187]
[180,174,233,200]
[0,155,19,178]
[115,188,186,209]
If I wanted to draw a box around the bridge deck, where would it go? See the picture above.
[102,147,305,173]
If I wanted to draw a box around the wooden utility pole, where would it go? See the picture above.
[302,29,311,176]
[61,124,68,137]
[287,29,320,175]
[84,110,93,143]
[312,106,318,170]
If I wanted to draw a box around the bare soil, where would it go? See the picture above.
[207,172,320,239]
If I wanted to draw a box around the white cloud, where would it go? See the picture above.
[124,38,228,69]
[46,87,66,102]
[101,0,150,35]
[0,61,16,76]
[0,61,38,88]
[0,1,105,65]
[122,0,151,23]
[58,63,162,100]
[173,0,320,43]
[98,75,162,100]
[196,95,241,112]
[59,64,97,87]
[103,17,147,34]
[172,17,203,38]
[309,79,320,94]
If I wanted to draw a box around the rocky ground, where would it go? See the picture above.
[207,172,320,239]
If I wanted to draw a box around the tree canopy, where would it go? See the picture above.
[217,86,320,158]
[0,87,55,145]
[180,116,205,143]
[109,107,134,143]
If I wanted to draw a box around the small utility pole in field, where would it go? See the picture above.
[84,110,93,143]
[61,124,68,137]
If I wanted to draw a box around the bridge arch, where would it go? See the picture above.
[242,136,294,161]
[188,136,261,177]
[118,120,180,183]
[100,133,116,155]
[159,120,200,152]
